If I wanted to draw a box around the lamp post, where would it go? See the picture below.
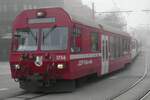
[89,0,95,20]
[92,2,95,20]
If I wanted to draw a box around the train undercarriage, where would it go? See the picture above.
[19,75,76,93]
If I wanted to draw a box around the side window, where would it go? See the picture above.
[123,38,129,53]
[119,37,123,57]
[110,36,115,59]
[73,28,80,36]
[125,39,128,52]
[114,36,117,58]
[91,32,99,51]
[115,36,120,58]
[128,39,130,51]
[71,27,81,53]
[123,38,127,53]
[102,40,105,59]
[116,37,120,58]
[118,37,122,57]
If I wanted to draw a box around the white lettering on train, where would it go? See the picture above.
[78,60,93,66]
[56,55,66,61]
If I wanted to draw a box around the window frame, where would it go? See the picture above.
[91,32,99,52]
[71,27,81,53]
[41,26,68,51]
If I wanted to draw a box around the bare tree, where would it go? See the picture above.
[96,12,127,31]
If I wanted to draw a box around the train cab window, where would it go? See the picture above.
[71,27,81,53]
[41,27,68,51]
[14,29,39,51]
[91,32,98,51]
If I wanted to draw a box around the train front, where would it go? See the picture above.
[9,8,73,92]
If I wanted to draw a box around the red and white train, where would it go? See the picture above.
[9,8,139,92]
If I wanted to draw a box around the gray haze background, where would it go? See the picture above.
[0,0,148,61]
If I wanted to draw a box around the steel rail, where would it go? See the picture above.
[5,93,48,100]
[139,90,150,100]
[107,52,148,100]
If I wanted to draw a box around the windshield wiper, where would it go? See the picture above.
[17,28,37,41]
[43,25,57,39]
[29,30,37,43]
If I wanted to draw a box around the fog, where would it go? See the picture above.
[82,0,150,45]
[0,0,150,60]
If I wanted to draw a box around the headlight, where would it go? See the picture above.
[57,64,64,69]
[15,64,20,70]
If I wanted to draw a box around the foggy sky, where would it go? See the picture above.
[82,0,150,28]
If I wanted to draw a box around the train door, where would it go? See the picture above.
[101,35,109,75]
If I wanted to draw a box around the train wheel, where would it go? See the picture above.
[19,80,43,93]
[19,80,76,93]
[44,80,76,93]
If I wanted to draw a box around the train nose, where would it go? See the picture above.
[34,56,43,67]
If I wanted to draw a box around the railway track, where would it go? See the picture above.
[6,53,148,100]
[5,93,48,100]
[107,52,149,100]
[6,52,150,100]
[139,90,150,100]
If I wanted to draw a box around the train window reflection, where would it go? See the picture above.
[41,27,68,51]
[15,29,38,51]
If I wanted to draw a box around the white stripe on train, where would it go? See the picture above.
[70,53,101,60]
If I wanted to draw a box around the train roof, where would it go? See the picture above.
[15,7,130,37]
[101,24,130,37]
[68,9,130,37]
